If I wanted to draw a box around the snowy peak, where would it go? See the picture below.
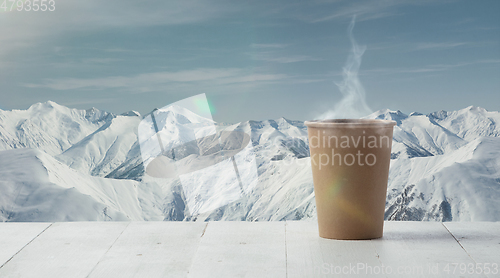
[153,105,215,125]
[429,106,500,141]
[23,101,115,124]
[85,107,114,123]
[427,110,449,120]
[0,101,114,155]
[365,106,499,160]
[27,100,62,112]
[427,106,488,121]
[463,105,488,113]
[365,109,408,125]
[121,110,141,117]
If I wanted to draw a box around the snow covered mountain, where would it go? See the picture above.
[0,102,499,222]
[0,148,163,221]
[56,115,142,177]
[367,106,500,221]
[0,101,113,156]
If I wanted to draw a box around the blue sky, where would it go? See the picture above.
[1,0,499,122]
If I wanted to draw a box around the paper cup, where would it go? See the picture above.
[305,119,396,240]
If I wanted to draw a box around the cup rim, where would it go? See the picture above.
[304,119,397,128]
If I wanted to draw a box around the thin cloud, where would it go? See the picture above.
[414,42,469,50]
[250,43,289,49]
[309,0,445,23]
[364,59,500,75]
[251,54,323,63]
[0,0,237,57]
[82,58,123,64]
[368,41,484,52]
[248,46,322,63]
[312,5,398,23]
[249,41,321,64]
[478,59,500,64]
[24,68,289,92]
[103,48,133,53]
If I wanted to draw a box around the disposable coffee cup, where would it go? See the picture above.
[305,119,396,240]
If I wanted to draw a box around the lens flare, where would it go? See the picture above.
[334,197,374,227]
[327,177,375,228]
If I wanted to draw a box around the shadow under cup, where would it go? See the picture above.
[305,119,396,240]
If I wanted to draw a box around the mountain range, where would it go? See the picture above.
[0,101,499,222]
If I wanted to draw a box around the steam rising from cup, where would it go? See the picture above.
[316,16,372,120]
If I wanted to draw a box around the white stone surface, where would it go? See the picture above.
[444,222,500,278]
[0,222,129,278]
[88,222,207,278]
[373,222,475,277]
[286,221,383,278]
[188,221,287,278]
[0,221,498,278]
[0,222,51,267]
